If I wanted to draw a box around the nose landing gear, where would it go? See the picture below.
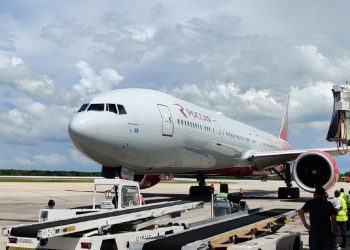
[101,166,118,179]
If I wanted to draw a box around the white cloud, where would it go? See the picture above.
[41,18,89,48]
[0,154,68,168]
[0,27,15,51]
[167,81,335,135]
[33,154,68,165]
[0,53,123,146]
[167,82,281,122]
[12,157,33,166]
[125,25,156,42]
[1,1,350,171]
[293,121,331,132]
[0,54,77,105]
[0,55,125,146]
[73,60,124,101]
[289,81,333,123]
[0,99,74,144]
[69,148,96,166]
[295,45,341,80]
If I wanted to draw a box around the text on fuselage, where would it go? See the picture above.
[175,104,212,123]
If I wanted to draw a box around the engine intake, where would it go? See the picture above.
[293,150,339,192]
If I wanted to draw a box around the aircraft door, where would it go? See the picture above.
[157,104,174,137]
[214,120,222,146]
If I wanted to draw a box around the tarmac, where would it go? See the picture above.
[1,179,350,249]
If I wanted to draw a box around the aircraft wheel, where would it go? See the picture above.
[190,186,213,196]
[190,186,200,196]
[290,187,300,199]
[278,187,288,199]
[101,166,118,179]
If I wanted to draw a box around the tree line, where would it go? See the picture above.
[0,169,348,181]
[0,169,101,176]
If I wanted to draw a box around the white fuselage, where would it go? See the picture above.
[68,89,292,176]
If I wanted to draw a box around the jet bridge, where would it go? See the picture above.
[327,84,350,153]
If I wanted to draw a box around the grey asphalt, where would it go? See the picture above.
[1,180,350,249]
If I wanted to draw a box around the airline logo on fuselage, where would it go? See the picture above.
[175,104,212,122]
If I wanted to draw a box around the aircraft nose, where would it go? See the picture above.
[68,113,98,146]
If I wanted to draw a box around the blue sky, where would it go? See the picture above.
[1,0,350,173]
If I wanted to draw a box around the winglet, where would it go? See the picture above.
[279,95,289,141]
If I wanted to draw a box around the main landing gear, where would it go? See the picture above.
[101,166,118,179]
[189,174,213,196]
[272,164,300,199]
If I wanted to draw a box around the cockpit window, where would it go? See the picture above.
[77,103,89,112]
[107,104,118,114]
[87,104,105,111]
[117,104,127,114]
[78,103,126,114]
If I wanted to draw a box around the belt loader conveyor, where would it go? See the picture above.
[130,209,296,250]
[3,200,203,239]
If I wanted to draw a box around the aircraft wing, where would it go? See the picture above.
[247,147,349,169]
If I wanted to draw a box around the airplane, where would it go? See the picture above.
[68,88,343,199]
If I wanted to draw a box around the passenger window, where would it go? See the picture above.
[77,103,89,112]
[117,104,127,114]
[87,104,105,111]
[107,104,118,114]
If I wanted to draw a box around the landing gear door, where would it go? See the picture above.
[157,104,174,137]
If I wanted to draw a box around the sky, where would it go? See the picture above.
[1,0,350,173]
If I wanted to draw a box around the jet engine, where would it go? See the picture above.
[293,150,339,192]
[134,174,161,189]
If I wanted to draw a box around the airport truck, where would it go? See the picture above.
[39,178,144,222]
[3,206,297,250]
[3,200,200,250]
[2,179,299,250]
[3,178,203,250]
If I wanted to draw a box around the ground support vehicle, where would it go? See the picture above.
[228,231,301,250]
[130,209,296,250]
[39,178,143,222]
[3,200,202,250]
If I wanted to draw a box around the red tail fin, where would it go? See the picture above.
[279,95,289,141]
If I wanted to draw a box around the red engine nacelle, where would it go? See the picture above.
[134,174,161,189]
[293,150,339,192]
